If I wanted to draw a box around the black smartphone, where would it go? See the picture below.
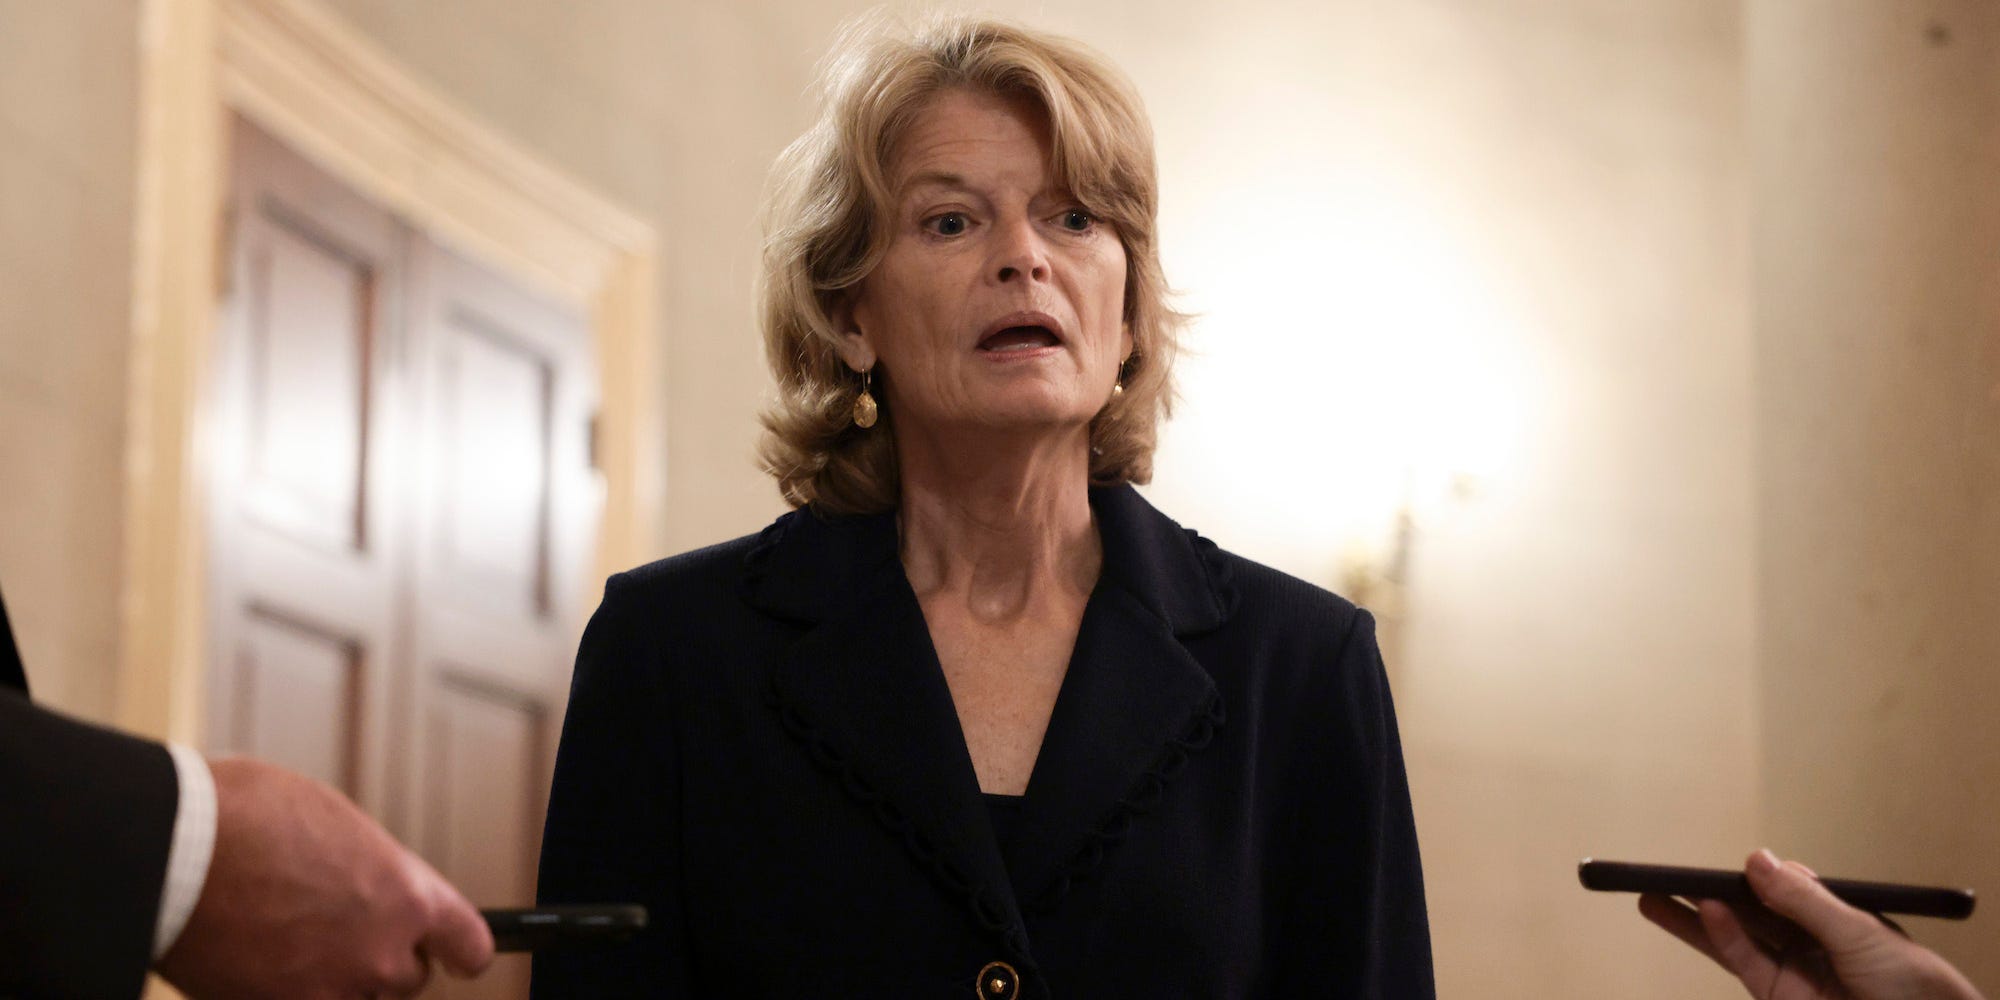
[1578,859,1976,920]
[482,905,649,952]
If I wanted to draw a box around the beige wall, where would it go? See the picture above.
[1749,0,2000,985]
[1278,5,1757,997]
[2,0,1993,995]
[0,0,141,719]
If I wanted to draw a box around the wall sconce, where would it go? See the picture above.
[1339,471,1490,669]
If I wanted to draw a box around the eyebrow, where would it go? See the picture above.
[894,171,1077,208]
[898,171,974,200]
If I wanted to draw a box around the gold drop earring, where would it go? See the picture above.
[1111,358,1128,397]
[852,367,879,428]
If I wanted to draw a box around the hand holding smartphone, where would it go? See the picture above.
[1616,851,1989,1000]
[1579,859,1976,920]
[482,905,649,952]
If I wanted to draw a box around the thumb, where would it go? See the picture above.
[1743,849,1885,957]
[413,863,496,977]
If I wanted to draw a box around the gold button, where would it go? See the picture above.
[977,960,1019,998]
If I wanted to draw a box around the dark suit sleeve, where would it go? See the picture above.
[1277,608,1436,998]
[533,573,693,996]
[0,583,25,694]
[0,690,180,1000]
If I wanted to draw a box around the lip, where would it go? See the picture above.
[976,310,1067,352]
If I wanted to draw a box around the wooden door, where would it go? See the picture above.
[208,118,599,1000]
[399,238,597,1000]
[206,120,408,816]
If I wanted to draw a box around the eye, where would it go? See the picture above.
[1057,208,1097,233]
[924,212,971,237]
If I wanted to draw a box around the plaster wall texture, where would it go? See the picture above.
[0,0,143,719]
[1748,0,2000,985]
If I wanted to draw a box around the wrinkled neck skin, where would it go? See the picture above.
[894,421,1102,624]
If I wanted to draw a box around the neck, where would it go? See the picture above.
[894,424,1100,621]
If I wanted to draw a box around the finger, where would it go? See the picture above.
[363,945,430,997]
[1744,849,1885,956]
[1782,858,1904,940]
[1696,899,1781,988]
[413,865,496,977]
[386,953,432,998]
[1720,894,1821,958]
[1792,950,1847,997]
[1638,894,1723,964]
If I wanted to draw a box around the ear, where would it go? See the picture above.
[829,293,878,373]
[1120,322,1135,367]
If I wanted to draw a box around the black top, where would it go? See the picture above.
[533,484,1434,999]
[983,793,1026,859]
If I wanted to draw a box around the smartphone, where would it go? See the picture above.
[482,905,649,952]
[1578,859,1976,920]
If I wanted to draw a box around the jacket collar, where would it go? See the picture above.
[748,485,1232,968]
[743,483,1234,634]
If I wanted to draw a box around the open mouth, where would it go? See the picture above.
[977,325,1063,352]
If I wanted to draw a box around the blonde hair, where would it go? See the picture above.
[756,12,1185,513]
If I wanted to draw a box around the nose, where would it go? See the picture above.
[989,215,1050,285]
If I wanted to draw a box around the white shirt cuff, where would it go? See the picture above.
[153,742,217,960]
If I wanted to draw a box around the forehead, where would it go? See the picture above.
[888,89,1057,195]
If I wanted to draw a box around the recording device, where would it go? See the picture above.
[1578,859,1975,920]
[482,905,649,952]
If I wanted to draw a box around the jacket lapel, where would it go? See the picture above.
[1004,485,1232,909]
[752,509,1030,953]
[1002,587,1220,909]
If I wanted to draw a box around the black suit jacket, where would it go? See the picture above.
[534,486,1433,998]
[0,587,180,1000]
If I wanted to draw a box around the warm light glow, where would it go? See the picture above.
[1148,152,1535,586]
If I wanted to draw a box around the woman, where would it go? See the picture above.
[534,15,1433,998]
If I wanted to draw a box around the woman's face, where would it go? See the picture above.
[844,89,1131,439]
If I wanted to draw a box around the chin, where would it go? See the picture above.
[968,396,1099,432]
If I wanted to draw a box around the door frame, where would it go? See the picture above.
[118,0,660,743]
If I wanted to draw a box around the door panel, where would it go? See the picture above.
[421,676,546,902]
[241,214,374,552]
[421,678,547,1000]
[437,315,555,615]
[230,608,363,793]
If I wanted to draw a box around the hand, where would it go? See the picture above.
[156,757,495,1000]
[1640,849,1985,1000]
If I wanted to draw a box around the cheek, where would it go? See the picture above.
[1091,247,1130,335]
[857,266,928,357]
[870,293,964,389]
